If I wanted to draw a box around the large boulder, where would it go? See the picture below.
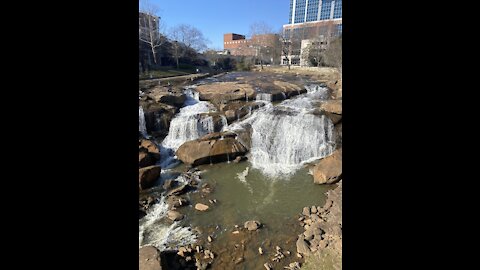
[139,165,161,190]
[312,149,342,184]
[176,131,248,166]
[139,246,162,270]
[147,86,186,107]
[141,102,177,137]
[195,82,255,103]
[139,150,157,168]
[139,139,161,156]
[320,100,342,115]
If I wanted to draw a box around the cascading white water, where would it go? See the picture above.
[139,196,197,251]
[256,93,272,102]
[139,106,147,136]
[160,87,228,168]
[161,102,216,150]
[249,111,334,176]
[228,85,335,177]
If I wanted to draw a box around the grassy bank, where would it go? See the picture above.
[139,66,198,80]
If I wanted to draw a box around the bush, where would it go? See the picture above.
[235,57,253,71]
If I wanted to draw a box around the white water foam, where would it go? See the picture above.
[227,85,335,177]
[139,197,197,251]
[236,166,253,194]
[139,106,147,137]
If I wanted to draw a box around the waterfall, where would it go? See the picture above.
[161,101,216,150]
[249,111,334,176]
[256,93,272,102]
[220,115,228,131]
[139,106,147,137]
[228,85,335,177]
[160,88,227,167]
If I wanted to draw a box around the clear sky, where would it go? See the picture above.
[151,0,290,50]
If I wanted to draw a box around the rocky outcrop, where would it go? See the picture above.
[198,112,227,131]
[139,165,161,190]
[176,131,248,166]
[139,246,162,270]
[320,100,342,115]
[296,181,342,269]
[326,79,342,100]
[166,195,188,209]
[272,80,307,98]
[222,101,266,123]
[139,150,157,168]
[146,86,186,107]
[325,112,342,125]
[296,235,311,255]
[139,139,161,157]
[312,149,342,184]
[195,82,255,103]
[141,102,177,137]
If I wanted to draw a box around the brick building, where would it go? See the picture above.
[223,33,280,58]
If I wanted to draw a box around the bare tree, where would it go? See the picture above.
[139,0,166,66]
[169,24,208,69]
[279,27,302,70]
[249,22,276,70]
[279,30,291,70]
[299,21,338,67]
[323,36,342,78]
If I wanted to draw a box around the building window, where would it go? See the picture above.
[289,0,294,24]
[294,0,307,24]
[320,0,333,20]
[306,0,320,22]
[333,0,342,19]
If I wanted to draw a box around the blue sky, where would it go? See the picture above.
[150,0,290,50]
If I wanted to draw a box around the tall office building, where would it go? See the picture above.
[288,0,342,25]
[282,0,342,65]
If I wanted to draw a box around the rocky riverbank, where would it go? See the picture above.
[297,181,342,270]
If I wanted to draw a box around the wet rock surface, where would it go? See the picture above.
[139,165,161,190]
[176,131,248,166]
[196,82,256,103]
[140,101,177,137]
[139,246,162,270]
[312,149,342,184]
